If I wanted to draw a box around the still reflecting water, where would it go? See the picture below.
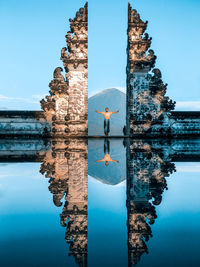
[0,138,200,266]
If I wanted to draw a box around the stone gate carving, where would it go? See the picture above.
[41,2,88,138]
[0,1,200,138]
[126,3,176,136]
[126,139,176,265]
[40,139,88,267]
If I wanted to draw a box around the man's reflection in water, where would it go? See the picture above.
[126,140,176,266]
[40,138,177,267]
[40,139,88,267]
[95,139,119,166]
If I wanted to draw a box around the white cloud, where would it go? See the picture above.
[0,94,46,109]
[32,94,46,100]
[175,101,200,111]
[0,94,29,102]
[1,90,200,112]
[0,95,9,100]
[176,163,200,173]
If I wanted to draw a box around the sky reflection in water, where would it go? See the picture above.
[0,139,200,267]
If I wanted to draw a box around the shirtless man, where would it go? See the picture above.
[95,107,119,136]
[95,139,119,166]
[95,154,119,166]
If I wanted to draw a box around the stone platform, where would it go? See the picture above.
[0,138,200,162]
[0,111,49,138]
[1,110,200,138]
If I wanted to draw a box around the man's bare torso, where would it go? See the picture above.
[95,154,119,164]
[101,112,113,120]
[95,109,119,120]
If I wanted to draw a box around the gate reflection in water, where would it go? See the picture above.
[0,138,200,267]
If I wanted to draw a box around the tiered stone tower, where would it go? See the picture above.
[1,2,200,138]
[41,2,88,137]
[40,139,88,267]
[126,3,175,136]
[126,140,175,266]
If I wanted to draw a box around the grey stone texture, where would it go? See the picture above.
[40,139,88,267]
[126,139,175,266]
[41,2,88,137]
[126,3,176,136]
[0,111,49,137]
[0,2,199,137]
[0,137,200,266]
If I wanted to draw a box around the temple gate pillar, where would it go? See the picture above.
[126,3,175,136]
[41,2,88,137]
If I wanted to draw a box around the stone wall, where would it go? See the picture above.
[41,2,88,138]
[170,111,200,136]
[0,111,49,137]
[1,138,200,162]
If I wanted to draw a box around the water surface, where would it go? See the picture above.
[0,138,199,266]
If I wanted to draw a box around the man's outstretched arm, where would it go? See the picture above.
[112,110,120,114]
[111,159,120,163]
[94,159,105,164]
[95,109,103,114]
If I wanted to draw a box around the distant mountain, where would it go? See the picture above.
[88,139,126,185]
[88,88,126,135]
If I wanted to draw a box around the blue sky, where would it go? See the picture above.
[0,0,200,110]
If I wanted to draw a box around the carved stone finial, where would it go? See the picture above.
[53,67,65,81]
[126,2,176,136]
[41,2,88,138]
